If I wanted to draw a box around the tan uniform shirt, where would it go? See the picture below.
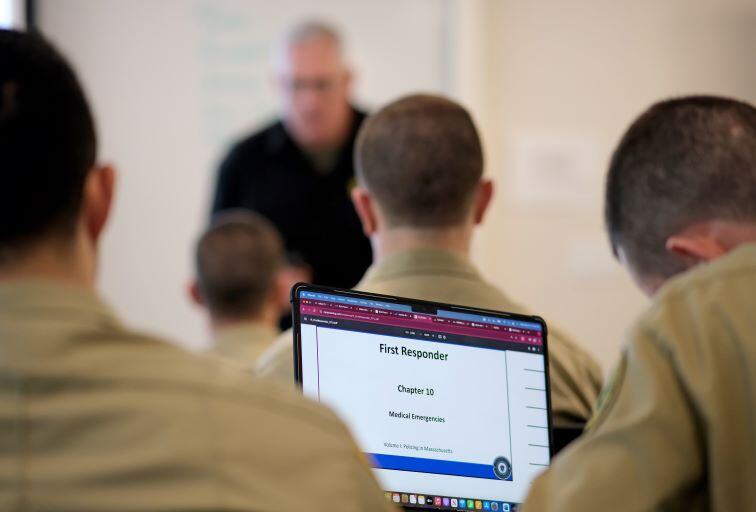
[207,322,279,371]
[0,281,396,512]
[258,249,603,427]
[523,243,756,511]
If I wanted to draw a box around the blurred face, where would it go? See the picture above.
[276,37,352,149]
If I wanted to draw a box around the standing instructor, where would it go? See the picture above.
[211,21,371,290]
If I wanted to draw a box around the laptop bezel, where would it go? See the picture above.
[291,282,554,510]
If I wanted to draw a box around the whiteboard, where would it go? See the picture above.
[36,0,450,349]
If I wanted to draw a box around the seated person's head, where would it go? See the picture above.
[351,94,493,251]
[190,211,286,328]
[0,30,114,283]
[605,96,756,295]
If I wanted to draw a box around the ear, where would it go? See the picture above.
[472,179,494,225]
[665,234,727,266]
[188,279,205,308]
[351,186,379,236]
[82,164,116,244]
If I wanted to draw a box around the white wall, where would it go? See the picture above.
[36,0,756,373]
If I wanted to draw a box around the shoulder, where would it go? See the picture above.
[638,244,756,343]
[256,329,295,382]
[93,326,350,441]
[472,279,603,384]
[205,359,349,437]
[220,119,288,168]
[655,243,755,300]
[482,280,604,393]
[547,325,602,375]
[601,244,756,419]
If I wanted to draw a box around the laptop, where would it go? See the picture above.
[292,284,553,511]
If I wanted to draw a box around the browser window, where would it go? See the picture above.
[296,288,551,509]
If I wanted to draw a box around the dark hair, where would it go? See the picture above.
[196,211,284,319]
[0,29,97,250]
[354,94,484,227]
[605,95,756,278]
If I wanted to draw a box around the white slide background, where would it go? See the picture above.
[301,325,550,502]
[315,328,511,464]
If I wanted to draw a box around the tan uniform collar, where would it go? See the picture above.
[357,248,483,287]
[0,280,123,364]
[0,279,117,325]
[213,322,280,362]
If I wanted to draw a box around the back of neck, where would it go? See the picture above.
[211,300,280,335]
[0,233,95,289]
[371,226,472,263]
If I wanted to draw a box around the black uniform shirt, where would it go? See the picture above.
[211,108,372,289]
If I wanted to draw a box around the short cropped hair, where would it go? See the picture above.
[0,29,97,251]
[355,94,484,227]
[605,96,756,278]
[274,20,343,70]
[285,20,341,49]
[196,211,284,319]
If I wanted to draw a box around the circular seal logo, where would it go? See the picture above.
[493,456,512,480]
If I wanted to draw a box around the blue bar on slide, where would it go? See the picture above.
[368,453,502,480]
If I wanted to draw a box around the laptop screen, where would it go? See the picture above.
[294,286,552,511]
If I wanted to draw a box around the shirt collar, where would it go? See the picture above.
[213,322,280,360]
[0,279,123,359]
[357,248,484,288]
[0,279,117,324]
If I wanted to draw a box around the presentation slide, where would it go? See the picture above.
[301,320,550,503]
[315,328,513,476]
